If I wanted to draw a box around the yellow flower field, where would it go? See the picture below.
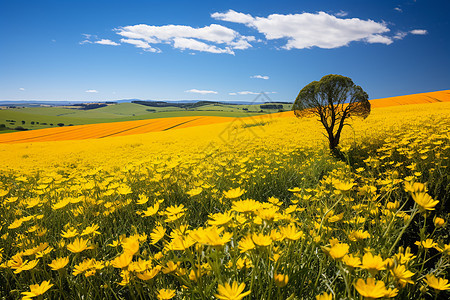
[0,100,449,299]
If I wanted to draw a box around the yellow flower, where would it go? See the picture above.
[411,192,439,212]
[361,252,385,275]
[166,235,196,251]
[73,259,94,276]
[67,237,92,253]
[414,239,437,249]
[232,199,261,213]
[274,273,289,288]
[187,187,203,197]
[137,265,161,281]
[14,259,39,274]
[61,228,78,238]
[280,224,304,241]
[163,204,186,222]
[111,252,133,269]
[223,187,246,199]
[21,280,53,299]
[141,202,160,217]
[208,212,233,226]
[328,243,349,260]
[252,233,272,247]
[390,265,415,286]
[48,257,69,271]
[315,292,333,300]
[423,274,450,291]
[150,226,166,244]
[122,236,140,255]
[354,278,391,299]
[215,281,251,300]
[434,217,445,227]
[343,254,361,269]
[162,261,178,274]
[238,235,255,253]
[191,227,233,247]
[157,288,176,300]
[80,224,100,236]
[137,194,149,205]
[348,230,371,241]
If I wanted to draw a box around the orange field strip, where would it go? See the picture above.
[0,90,448,144]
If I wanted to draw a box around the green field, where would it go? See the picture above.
[0,102,290,132]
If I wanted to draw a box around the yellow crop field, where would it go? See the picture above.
[0,100,449,299]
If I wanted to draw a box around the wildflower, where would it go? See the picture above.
[315,292,333,300]
[118,270,131,286]
[137,194,149,205]
[141,202,160,217]
[162,261,178,274]
[423,274,450,291]
[80,224,100,236]
[328,243,349,260]
[434,217,445,227]
[21,281,53,299]
[187,187,203,197]
[343,254,361,269]
[223,187,246,199]
[274,273,289,287]
[208,212,233,226]
[166,235,196,251]
[122,236,139,255]
[163,204,186,222]
[391,265,415,286]
[215,281,251,300]
[48,257,69,271]
[137,265,161,281]
[362,252,385,275]
[348,230,371,241]
[191,227,232,247]
[280,224,303,241]
[150,226,166,244]
[354,278,395,299]
[238,235,255,253]
[411,192,439,212]
[232,199,260,213]
[157,288,176,300]
[252,233,272,247]
[111,253,133,269]
[14,259,39,274]
[61,228,78,238]
[67,237,92,253]
[415,239,437,249]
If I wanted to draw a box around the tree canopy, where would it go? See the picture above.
[293,74,370,151]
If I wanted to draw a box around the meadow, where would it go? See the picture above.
[0,99,449,299]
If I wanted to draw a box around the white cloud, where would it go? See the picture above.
[393,31,407,40]
[228,92,237,95]
[19,87,25,91]
[185,89,218,94]
[251,75,269,80]
[237,91,259,95]
[85,89,98,93]
[115,23,253,54]
[212,10,393,49]
[335,10,348,17]
[120,39,160,52]
[95,39,120,46]
[410,29,428,35]
[394,7,403,13]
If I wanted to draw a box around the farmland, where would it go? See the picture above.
[0,93,449,299]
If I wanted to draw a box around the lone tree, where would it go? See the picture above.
[293,74,370,152]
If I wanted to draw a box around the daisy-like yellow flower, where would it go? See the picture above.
[187,187,203,197]
[141,202,160,217]
[328,243,349,260]
[190,227,233,247]
[80,224,100,236]
[48,257,69,271]
[21,280,53,299]
[61,228,78,238]
[274,273,289,288]
[238,235,255,253]
[343,254,361,269]
[433,217,445,227]
[354,278,396,299]
[14,259,39,274]
[67,237,92,253]
[423,274,450,291]
[208,212,233,226]
[150,226,166,244]
[122,236,140,255]
[163,204,186,222]
[414,239,437,249]
[232,199,261,213]
[390,265,415,286]
[157,288,176,300]
[411,192,439,212]
[361,252,385,275]
[252,233,272,247]
[315,292,333,300]
[137,194,149,205]
[280,224,303,241]
[223,187,246,199]
[111,252,133,269]
[215,281,251,300]
[136,265,161,281]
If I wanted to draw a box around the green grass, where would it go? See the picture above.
[0,102,277,132]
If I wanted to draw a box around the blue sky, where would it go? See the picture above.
[0,0,448,102]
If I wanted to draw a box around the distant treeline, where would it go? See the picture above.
[70,103,116,110]
[132,100,225,109]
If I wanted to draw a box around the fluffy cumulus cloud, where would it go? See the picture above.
[19,87,25,91]
[185,89,218,94]
[410,29,428,35]
[85,89,98,93]
[115,24,254,54]
[237,91,259,95]
[251,75,269,80]
[212,10,394,49]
